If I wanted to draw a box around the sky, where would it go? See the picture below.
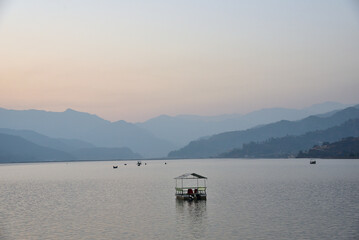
[0,0,359,122]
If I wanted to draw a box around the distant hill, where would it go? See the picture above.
[0,128,94,152]
[0,130,142,163]
[137,102,352,147]
[0,133,74,162]
[0,102,353,158]
[297,137,359,159]
[0,108,175,158]
[168,106,359,158]
[219,118,359,158]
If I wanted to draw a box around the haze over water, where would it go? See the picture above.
[0,159,358,240]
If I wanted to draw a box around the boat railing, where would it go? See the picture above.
[175,187,207,195]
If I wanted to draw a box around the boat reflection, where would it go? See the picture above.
[175,199,208,238]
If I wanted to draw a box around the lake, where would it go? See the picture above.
[0,159,358,240]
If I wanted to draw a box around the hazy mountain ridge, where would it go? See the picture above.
[219,118,359,158]
[0,128,94,152]
[0,130,142,163]
[0,102,354,160]
[137,102,352,147]
[0,108,174,158]
[168,106,359,158]
[0,133,74,162]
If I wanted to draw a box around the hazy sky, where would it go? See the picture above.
[1,0,359,122]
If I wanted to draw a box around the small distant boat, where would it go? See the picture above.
[310,160,316,164]
[175,173,207,201]
[137,161,142,166]
[113,166,118,169]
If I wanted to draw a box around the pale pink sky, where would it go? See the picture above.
[1,0,359,122]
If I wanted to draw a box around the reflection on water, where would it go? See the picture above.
[175,199,207,239]
[0,159,358,239]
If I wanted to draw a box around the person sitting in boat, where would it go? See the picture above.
[187,188,194,196]
[194,188,201,199]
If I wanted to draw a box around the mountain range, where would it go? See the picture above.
[0,133,74,162]
[0,128,95,152]
[0,101,356,161]
[0,108,173,158]
[137,101,351,147]
[219,118,359,158]
[168,106,359,158]
[0,130,141,163]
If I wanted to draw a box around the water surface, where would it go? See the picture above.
[0,159,358,240]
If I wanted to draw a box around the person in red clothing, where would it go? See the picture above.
[187,188,193,195]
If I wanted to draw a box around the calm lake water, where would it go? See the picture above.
[0,159,358,240]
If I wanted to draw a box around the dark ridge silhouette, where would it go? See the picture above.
[219,118,359,158]
[297,137,359,159]
[168,106,359,158]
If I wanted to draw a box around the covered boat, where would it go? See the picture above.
[174,173,207,200]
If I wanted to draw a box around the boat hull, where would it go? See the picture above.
[176,194,207,200]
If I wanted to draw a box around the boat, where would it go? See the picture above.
[137,161,142,166]
[310,159,316,164]
[113,166,118,169]
[174,173,207,200]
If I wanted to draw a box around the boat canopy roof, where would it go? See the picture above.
[174,173,207,179]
